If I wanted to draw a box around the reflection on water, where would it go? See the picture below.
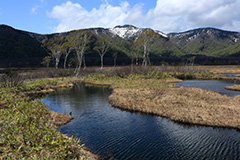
[41,83,240,159]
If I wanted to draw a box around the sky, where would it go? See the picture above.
[1,0,240,34]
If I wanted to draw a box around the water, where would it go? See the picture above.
[41,82,240,159]
[221,73,240,78]
[174,79,240,97]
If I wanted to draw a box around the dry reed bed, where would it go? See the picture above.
[83,73,240,129]
[233,74,240,77]
[108,87,240,129]
[155,65,240,74]
[225,85,240,92]
[196,65,240,74]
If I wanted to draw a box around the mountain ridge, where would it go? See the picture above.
[1,24,240,67]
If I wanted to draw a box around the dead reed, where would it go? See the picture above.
[108,87,240,129]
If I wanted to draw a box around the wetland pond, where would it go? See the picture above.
[41,79,240,159]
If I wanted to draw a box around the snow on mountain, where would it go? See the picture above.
[157,31,168,38]
[109,25,169,41]
[109,25,142,40]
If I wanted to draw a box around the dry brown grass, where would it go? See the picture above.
[152,65,240,74]
[108,87,240,129]
[225,85,240,91]
[233,74,240,77]
[195,65,240,74]
[49,111,74,127]
[82,68,240,129]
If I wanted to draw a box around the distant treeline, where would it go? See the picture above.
[1,56,240,68]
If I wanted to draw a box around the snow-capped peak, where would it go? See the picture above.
[109,25,169,40]
[109,25,142,40]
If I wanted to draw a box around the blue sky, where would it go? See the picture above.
[1,0,240,34]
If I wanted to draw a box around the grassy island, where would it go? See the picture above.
[82,67,240,130]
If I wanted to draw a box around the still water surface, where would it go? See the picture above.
[175,79,240,97]
[41,81,240,159]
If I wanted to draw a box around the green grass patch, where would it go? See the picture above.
[0,78,87,159]
[82,71,172,89]
[169,71,223,80]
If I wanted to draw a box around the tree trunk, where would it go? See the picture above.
[55,58,59,69]
[142,43,147,67]
[75,57,83,77]
[74,63,79,75]
[64,52,70,69]
[100,55,104,69]
[75,60,82,77]
[147,52,151,66]
[75,52,83,77]
[114,57,117,67]
[83,54,86,69]
[136,57,139,65]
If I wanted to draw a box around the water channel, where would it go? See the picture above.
[41,79,240,159]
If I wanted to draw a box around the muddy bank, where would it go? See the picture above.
[49,111,74,126]
[108,87,240,130]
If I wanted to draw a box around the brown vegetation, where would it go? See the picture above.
[49,111,74,127]
[233,74,240,77]
[81,66,240,130]
[108,87,240,129]
[225,85,240,92]
[192,65,240,74]
[151,65,240,74]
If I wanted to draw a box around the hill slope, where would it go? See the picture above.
[1,24,240,67]
[168,28,240,56]
[0,25,48,59]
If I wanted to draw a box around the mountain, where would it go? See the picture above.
[108,25,183,57]
[109,25,143,41]
[1,24,240,67]
[168,28,240,56]
[109,24,168,41]
[0,25,49,67]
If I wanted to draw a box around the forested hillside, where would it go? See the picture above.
[0,25,48,67]
[1,24,240,67]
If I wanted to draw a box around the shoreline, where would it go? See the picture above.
[34,81,98,160]
[12,78,98,159]
[83,80,240,131]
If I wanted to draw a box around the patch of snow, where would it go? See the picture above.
[109,25,169,40]
[94,29,99,35]
[233,37,239,42]
[109,26,141,39]
[157,31,168,38]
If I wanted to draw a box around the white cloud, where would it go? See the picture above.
[48,0,240,33]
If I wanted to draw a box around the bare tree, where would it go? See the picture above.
[61,38,73,69]
[70,30,91,76]
[128,46,140,66]
[134,30,158,67]
[94,37,111,69]
[44,37,63,69]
